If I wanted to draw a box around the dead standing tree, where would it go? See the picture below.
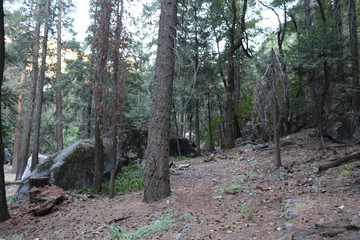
[254,48,285,167]
[91,0,112,193]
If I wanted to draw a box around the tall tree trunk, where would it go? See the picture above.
[143,0,177,203]
[334,0,344,83]
[0,0,10,222]
[224,0,248,149]
[17,0,42,179]
[207,92,214,152]
[12,65,26,173]
[269,49,281,167]
[92,0,112,193]
[109,0,124,199]
[305,0,311,34]
[55,0,63,151]
[195,99,201,156]
[32,0,51,170]
[349,0,360,112]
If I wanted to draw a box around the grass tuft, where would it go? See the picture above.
[108,212,175,240]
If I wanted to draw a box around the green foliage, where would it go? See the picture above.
[6,195,14,204]
[75,188,92,195]
[169,156,188,162]
[3,235,24,240]
[102,164,144,195]
[337,163,359,180]
[108,212,176,240]
[220,178,253,195]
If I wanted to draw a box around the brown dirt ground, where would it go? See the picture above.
[1,128,360,240]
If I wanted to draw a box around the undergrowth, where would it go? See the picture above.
[6,195,14,204]
[337,163,358,180]
[169,156,188,162]
[108,212,176,240]
[102,164,144,195]
[219,178,253,195]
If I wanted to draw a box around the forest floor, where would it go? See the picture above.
[1,128,360,240]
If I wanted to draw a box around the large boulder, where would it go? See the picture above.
[121,129,196,165]
[325,113,360,143]
[14,140,97,201]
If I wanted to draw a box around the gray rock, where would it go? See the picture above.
[325,113,360,143]
[279,173,288,181]
[283,199,302,208]
[212,178,220,183]
[252,144,268,151]
[284,208,298,220]
[243,190,258,195]
[176,224,189,240]
[14,140,108,201]
[277,236,290,240]
[237,156,247,161]
[284,222,294,228]
[180,212,194,222]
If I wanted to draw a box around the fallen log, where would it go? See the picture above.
[28,195,65,216]
[5,181,21,185]
[318,151,360,172]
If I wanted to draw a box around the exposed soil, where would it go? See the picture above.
[1,129,360,240]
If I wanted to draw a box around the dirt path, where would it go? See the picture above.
[1,129,360,239]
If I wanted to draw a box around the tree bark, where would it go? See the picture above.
[17,0,42,180]
[348,0,360,112]
[269,49,281,167]
[143,0,177,203]
[12,65,26,173]
[207,92,214,152]
[32,0,51,170]
[195,99,201,156]
[92,0,112,193]
[334,0,344,83]
[0,0,10,222]
[55,0,64,151]
[109,0,125,199]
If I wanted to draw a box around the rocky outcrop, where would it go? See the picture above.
[325,113,360,143]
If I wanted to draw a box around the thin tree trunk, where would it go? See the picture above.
[334,0,344,83]
[270,49,281,167]
[12,65,26,173]
[216,93,226,136]
[207,92,214,152]
[173,106,181,156]
[17,0,42,180]
[195,99,201,156]
[0,0,10,222]
[32,0,51,170]
[349,0,360,112]
[143,0,177,203]
[55,0,63,151]
[92,116,104,193]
